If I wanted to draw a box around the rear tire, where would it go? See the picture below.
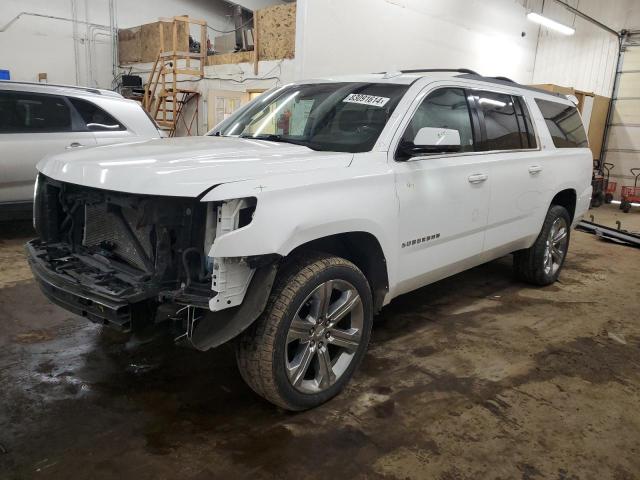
[605,193,613,204]
[622,201,632,213]
[236,253,373,411]
[514,205,571,286]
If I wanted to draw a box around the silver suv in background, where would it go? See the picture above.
[0,81,161,219]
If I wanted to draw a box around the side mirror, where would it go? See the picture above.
[398,127,462,160]
[414,127,460,149]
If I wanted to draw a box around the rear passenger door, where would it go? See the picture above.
[0,91,96,205]
[469,90,547,256]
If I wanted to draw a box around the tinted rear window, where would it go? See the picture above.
[0,90,72,133]
[473,91,522,151]
[535,99,588,148]
[69,97,125,131]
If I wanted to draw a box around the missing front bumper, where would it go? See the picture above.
[26,240,157,331]
[26,240,281,347]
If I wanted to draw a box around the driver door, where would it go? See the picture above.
[392,86,492,296]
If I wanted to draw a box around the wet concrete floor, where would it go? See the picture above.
[1,220,639,479]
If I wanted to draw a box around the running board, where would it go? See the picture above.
[576,220,640,248]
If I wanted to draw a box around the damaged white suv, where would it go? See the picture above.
[28,70,592,410]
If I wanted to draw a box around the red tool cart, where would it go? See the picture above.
[620,168,640,213]
[603,163,617,204]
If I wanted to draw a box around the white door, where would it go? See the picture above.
[392,87,491,296]
[0,91,96,205]
[472,90,549,255]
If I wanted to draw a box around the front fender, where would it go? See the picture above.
[200,162,399,287]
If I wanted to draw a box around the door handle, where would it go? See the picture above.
[467,173,488,184]
[66,142,83,149]
[528,165,543,175]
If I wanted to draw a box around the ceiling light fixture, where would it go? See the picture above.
[527,12,575,35]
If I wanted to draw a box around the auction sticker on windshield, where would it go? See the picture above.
[342,94,390,107]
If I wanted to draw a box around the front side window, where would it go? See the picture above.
[0,91,71,133]
[535,98,588,148]
[212,82,408,153]
[472,91,522,151]
[398,88,475,159]
[69,97,125,131]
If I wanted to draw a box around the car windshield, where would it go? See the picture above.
[210,82,409,153]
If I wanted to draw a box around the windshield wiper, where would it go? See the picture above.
[240,134,318,150]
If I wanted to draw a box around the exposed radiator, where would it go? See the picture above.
[83,204,153,271]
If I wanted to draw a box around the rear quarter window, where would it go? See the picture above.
[69,97,125,131]
[535,98,588,148]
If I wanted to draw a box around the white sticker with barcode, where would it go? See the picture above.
[342,94,390,107]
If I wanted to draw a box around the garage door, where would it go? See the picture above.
[604,33,640,192]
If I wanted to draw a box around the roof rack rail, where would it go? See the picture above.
[491,76,516,83]
[0,79,111,96]
[398,68,480,75]
[455,73,565,98]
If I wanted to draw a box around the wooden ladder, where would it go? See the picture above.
[142,16,206,137]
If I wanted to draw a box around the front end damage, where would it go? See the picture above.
[27,174,279,350]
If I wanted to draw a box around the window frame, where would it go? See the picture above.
[393,86,479,161]
[392,83,541,162]
[533,97,588,149]
[470,89,539,153]
[67,96,128,133]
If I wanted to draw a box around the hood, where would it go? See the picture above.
[38,136,354,197]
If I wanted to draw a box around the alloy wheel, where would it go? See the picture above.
[285,279,364,394]
[543,217,568,276]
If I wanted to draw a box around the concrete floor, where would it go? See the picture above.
[1,219,639,480]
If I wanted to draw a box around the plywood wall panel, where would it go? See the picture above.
[207,51,255,66]
[118,26,143,63]
[118,20,189,64]
[256,3,296,60]
[588,94,611,160]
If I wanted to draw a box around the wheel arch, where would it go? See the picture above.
[550,188,577,222]
[287,231,389,313]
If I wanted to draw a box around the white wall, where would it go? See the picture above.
[0,0,236,89]
[294,0,542,83]
[532,0,640,96]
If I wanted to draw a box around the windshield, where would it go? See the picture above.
[210,82,408,153]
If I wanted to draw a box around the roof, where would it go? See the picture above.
[0,80,123,99]
[296,69,566,99]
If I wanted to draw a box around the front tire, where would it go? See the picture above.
[514,205,571,286]
[236,253,373,410]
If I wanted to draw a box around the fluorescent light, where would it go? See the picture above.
[527,12,575,35]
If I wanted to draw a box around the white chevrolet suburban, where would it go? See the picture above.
[27,69,592,410]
